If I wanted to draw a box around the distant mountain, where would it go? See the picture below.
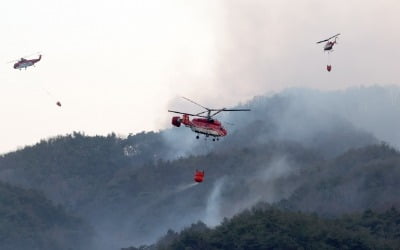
[0,181,92,250]
[1,86,400,249]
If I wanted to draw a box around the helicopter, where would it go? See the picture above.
[317,33,340,51]
[11,54,42,70]
[317,33,340,71]
[168,97,250,141]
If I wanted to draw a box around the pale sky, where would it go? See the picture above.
[1,0,399,153]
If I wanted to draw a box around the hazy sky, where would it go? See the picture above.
[1,0,399,153]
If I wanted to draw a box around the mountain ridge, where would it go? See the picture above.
[0,86,399,249]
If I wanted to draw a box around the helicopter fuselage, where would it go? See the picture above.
[324,41,335,51]
[13,55,41,70]
[172,114,227,138]
[190,118,227,137]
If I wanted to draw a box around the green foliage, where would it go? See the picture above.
[0,181,93,250]
[147,207,400,250]
[0,130,399,249]
[1,90,400,249]
[0,131,169,213]
[283,144,400,215]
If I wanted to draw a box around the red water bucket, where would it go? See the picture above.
[327,65,332,72]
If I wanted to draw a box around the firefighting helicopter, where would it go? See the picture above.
[168,97,250,140]
[317,33,340,51]
[317,33,340,72]
[9,54,42,70]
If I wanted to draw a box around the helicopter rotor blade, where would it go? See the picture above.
[6,51,42,64]
[210,110,224,117]
[209,108,251,112]
[329,33,340,40]
[316,39,329,44]
[210,108,251,117]
[168,110,196,116]
[195,110,208,116]
[181,96,210,110]
[218,109,251,111]
[171,97,250,119]
[168,110,208,118]
[316,33,340,44]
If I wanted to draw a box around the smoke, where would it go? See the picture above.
[160,127,217,160]
[89,179,203,250]
[200,156,300,229]
[217,86,400,159]
[4,2,400,249]
[175,182,199,193]
[203,178,226,227]
[159,0,400,122]
[248,157,295,203]
[160,0,400,159]
[276,87,400,148]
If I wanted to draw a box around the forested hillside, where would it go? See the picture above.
[124,205,400,250]
[280,144,400,215]
[0,181,92,250]
[0,87,399,249]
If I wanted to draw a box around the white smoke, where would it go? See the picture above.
[175,182,199,193]
[203,178,226,227]
[248,156,298,203]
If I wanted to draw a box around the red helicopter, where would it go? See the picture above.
[194,170,204,183]
[12,54,42,70]
[168,97,250,141]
